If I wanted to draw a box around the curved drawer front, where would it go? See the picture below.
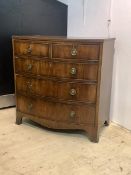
[14,40,49,57]
[52,42,100,60]
[17,95,95,125]
[51,61,98,81]
[15,58,51,76]
[16,75,97,103]
[15,58,98,81]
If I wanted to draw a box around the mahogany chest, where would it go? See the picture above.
[12,36,115,142]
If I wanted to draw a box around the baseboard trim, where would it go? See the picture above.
[0,94,16,109]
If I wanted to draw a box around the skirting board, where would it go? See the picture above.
[0,94,16,109]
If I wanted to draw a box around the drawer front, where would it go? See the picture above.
[14,40,49,57]
[15,58,51,76]
[16,75,97,102]
[17,95,95,124]
[52,43,100,60]
[52,61,98,81]
[15,58,98,81]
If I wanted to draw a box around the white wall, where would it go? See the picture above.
[110,0,131,130]
[58,0,131,130]
[68,0,111,37]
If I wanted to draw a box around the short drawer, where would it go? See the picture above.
[52,42,100,60]
[15,58,51,76]
[51,61,98,81]
[16,75,97,103]
[15,58,98,81]
[17,95,95,125]
[14,40,49,57]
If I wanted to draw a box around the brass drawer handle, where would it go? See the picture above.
[70,111,76,118]
[27,64,32,71]
[27,45,32,54]
[71,48,77,56]
[28,103,33,111]
[70,67,77,75]
[70,89,76,96]
[27,81,32,89]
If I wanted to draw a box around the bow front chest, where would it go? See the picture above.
[12,36,115,142]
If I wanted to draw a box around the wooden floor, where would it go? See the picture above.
[0,108,131,175]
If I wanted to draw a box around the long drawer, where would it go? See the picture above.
[16,75,97,103]
[17,95,95,125]
[15,58,99,81]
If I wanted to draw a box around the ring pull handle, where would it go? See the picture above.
[70,111,76,118]
[27,64,32,71]
[70,67,77,75]
[28,103,33,111]
[27,81,32,90]
[27,45,32,54]
[71,47,77,56]
[70,89,77,96]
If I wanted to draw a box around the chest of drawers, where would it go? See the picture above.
[12,36,115,142]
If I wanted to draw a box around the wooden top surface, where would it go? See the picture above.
[12,35,115,42]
